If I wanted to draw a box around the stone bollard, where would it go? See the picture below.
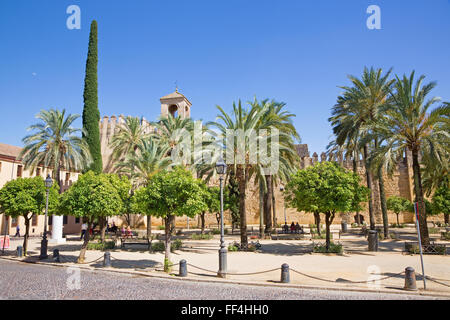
[103,251,111,268]
[404,267,418,291]
[17,245,23,258]
[341,222,348,233]
[52,249,60,262]
[281,263,290,283]
[179,259,187,277]
[368,230,378,252]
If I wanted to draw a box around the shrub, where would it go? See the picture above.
[172,239,183,251]
[158,225,165,230]
[311,233,331,240]
[441,232,450,240]
[391,223,405,228]
[429,227,440,234]
[228,244,239,251]
[224,228,229,235]
[87,241,115,251]
[151,240,183,252]
[151,241,165,252]
[211,229,221,235]
[312,242,343,254]
[191,233,213,240]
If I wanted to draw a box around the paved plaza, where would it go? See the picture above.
[1,226,449,298]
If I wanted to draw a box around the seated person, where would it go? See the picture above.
[295,222,303,234]
[283,224,289,233]
[121,227,126,237]
[290,222,295,234]
[126,226,133,238]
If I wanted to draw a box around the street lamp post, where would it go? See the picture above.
[280,186,287,227]
[39,174,53,260]
[216,158,227,278]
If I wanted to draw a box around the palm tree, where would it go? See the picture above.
[250,98,299,234]
[329,67,395,231]
[115,139,171,239]
[108,116,150,172]
[19,109,91,193]
[372,72,449,245]
[209,100,283,248]
[151,114,194,166]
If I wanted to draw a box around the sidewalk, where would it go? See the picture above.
[2,232,449,297]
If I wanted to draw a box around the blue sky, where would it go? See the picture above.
[1,0,449,153]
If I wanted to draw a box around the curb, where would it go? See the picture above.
[1,255,449,299]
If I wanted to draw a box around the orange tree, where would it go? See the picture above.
[285,162,368,252]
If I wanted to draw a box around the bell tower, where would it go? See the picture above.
[160,88,192,119]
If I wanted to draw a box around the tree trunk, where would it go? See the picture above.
[23,215,31,256]
[353,151,361,225]
[200,212,205,234]
[264,175,272,233]
[325,212,331,252]
[164,215,174,271]
[445,214,449,225]
[377,166,389,237]
[271,178,277,231]
[100,217,106,243]
[78,219,91,263]
[314,212,321,236]
[325,211,335,252]
[363,144,376,230]
[237,165,248,248]
[396,213,400,226]
[259,180,264,237]
[411,149,430,245]
[146,215,152,240]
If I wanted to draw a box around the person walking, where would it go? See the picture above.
[14,225,20,237]
[80,222,88,240]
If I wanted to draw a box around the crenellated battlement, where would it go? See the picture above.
[296,144,412,171]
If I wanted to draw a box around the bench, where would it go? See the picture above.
[121,237,152,250]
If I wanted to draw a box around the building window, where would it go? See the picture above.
[0,161,2,173]
[17,165,23,178]
[32,215,38,226]
[48,216,52,226]
[75,217,80,224]
[65,172,70,181]
[36,168,41,176]
[11,217,18,227]
[63,216,68,225]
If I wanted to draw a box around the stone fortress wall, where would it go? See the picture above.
[98,114,417,228]
[98,90,418,228]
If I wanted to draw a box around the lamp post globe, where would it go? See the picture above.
[39,174,53,260]
[216,157,227,278]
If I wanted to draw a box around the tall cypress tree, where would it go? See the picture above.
[82,20,103,173]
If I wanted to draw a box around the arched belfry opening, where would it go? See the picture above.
[160,88,192,119]
[168,105,178,118]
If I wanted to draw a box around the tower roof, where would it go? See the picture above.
[160,90,192,106]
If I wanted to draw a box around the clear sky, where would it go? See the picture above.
[1,0,449,154]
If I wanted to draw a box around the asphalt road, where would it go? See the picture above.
[0,259,443,300]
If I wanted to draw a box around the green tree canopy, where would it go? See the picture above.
[432,184,449,218]
[59,171,123,262]
[284,162,368,251]
[0,177,59,255]
[134,167,207,269]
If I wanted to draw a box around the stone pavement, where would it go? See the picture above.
[1,228,449,297]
